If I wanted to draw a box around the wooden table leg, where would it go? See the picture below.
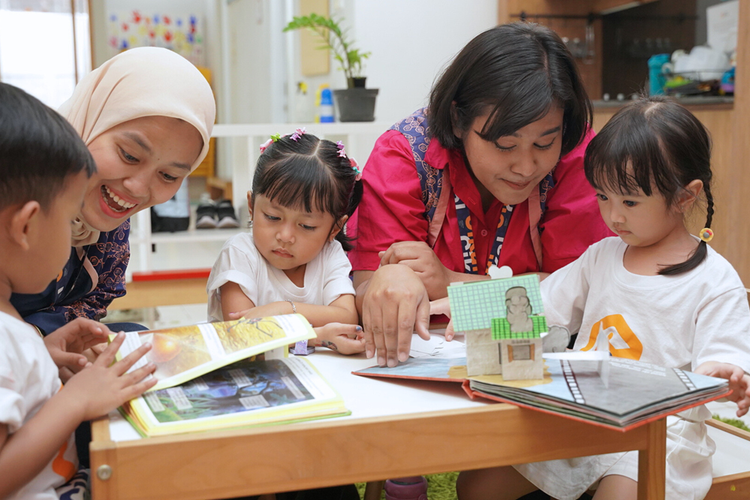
[637,419,667,500]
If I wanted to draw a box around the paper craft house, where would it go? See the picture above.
[448,275,546,380]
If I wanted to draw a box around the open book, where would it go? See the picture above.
[115,314,349,437]
[116,314,315,391]
[122,356,349,437]
[354,355,730,431]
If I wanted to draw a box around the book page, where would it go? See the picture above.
[469,356,729,429]
[122,356,348,436]
[116,314,315,391]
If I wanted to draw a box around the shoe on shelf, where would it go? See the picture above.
[195,194,218,229]
[384,476,428,500]
[216,199,240,229]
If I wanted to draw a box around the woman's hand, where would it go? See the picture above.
[379,241,456,300]
[313,323,365,355]
[43,318,111,382]
[359,264,431,367]
[695,361,750,417]
[429,297,456,341]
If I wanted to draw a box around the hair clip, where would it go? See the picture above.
[350,157,363,181]
[337,141,347,158]
[259,138,273,153]
[290,127,306,142]
[699,228,714,243]
[259,133,282,153]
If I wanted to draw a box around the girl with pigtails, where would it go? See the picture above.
[457,96,750,500]
[207,128,366,355]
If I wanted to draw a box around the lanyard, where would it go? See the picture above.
[453,170,555,274]
[455,194,514,274]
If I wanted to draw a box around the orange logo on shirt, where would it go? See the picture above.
[581,314,643,360]
[52,440,76,481]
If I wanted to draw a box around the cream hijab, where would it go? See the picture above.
[59,47,216,246]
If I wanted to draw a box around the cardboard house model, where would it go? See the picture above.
[448,275,546,380]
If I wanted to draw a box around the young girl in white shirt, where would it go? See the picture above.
[207,129,365,355]
[456,96,750,500]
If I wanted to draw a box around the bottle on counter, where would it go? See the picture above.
[316,84,334,123]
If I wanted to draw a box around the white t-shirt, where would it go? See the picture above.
[541,236,750,372]
[207,232,355,322]
[514,237,750,500]
[0,311,78,500]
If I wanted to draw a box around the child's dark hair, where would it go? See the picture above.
[585,95,713,275]
[429,21,592,156]
[252,132,363,251]
[0,83,95,212]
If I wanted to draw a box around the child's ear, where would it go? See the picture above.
[329,215,348,242]
[9,201,41,250]
[247,191,254,221]
[677,180,703,212]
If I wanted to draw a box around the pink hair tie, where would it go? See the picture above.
[259,138,273,153]
[350,157,363,181]
[290,127,307,141]
[337,141,347,158]
[259,133,282,153]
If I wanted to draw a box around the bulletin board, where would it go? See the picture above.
[107,10,205,67]
[300,0,330,76]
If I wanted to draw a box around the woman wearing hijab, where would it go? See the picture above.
[11,47,215,339]
[8,47,214,471]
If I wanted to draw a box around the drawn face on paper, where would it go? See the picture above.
[505,287,533,333]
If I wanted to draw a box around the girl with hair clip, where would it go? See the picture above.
[456,96,750,500]
[207,129,366,356]
[349,22,613,368]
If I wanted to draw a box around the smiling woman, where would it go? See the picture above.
[11,46,215,338]
[348,22,614,369]
[84,116,203,232]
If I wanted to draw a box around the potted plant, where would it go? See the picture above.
[283,13,379,122]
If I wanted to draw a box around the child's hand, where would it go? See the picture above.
[43,318,110,382]
[313,323,366,355]
[429,297,455,341]
[695,361,750,417]
[63,332,158,421]
[227,302,291,321]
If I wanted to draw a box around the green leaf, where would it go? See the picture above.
[282,12,368,80]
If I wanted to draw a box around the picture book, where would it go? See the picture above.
[466,355,730,431]
[115,314,315,391]
[354,356,468,382]
[353,355,730,431]
[122,356,350,437]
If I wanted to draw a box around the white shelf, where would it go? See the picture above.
[212,122,389,137]
[142,227,244,244]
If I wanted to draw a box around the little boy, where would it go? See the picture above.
[0,82,157,499]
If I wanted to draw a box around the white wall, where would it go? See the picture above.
[351,0,499,123]
[284,0,498,124]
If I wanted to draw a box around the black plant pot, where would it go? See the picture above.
[333,88,379,122]
[348,76,367,88]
